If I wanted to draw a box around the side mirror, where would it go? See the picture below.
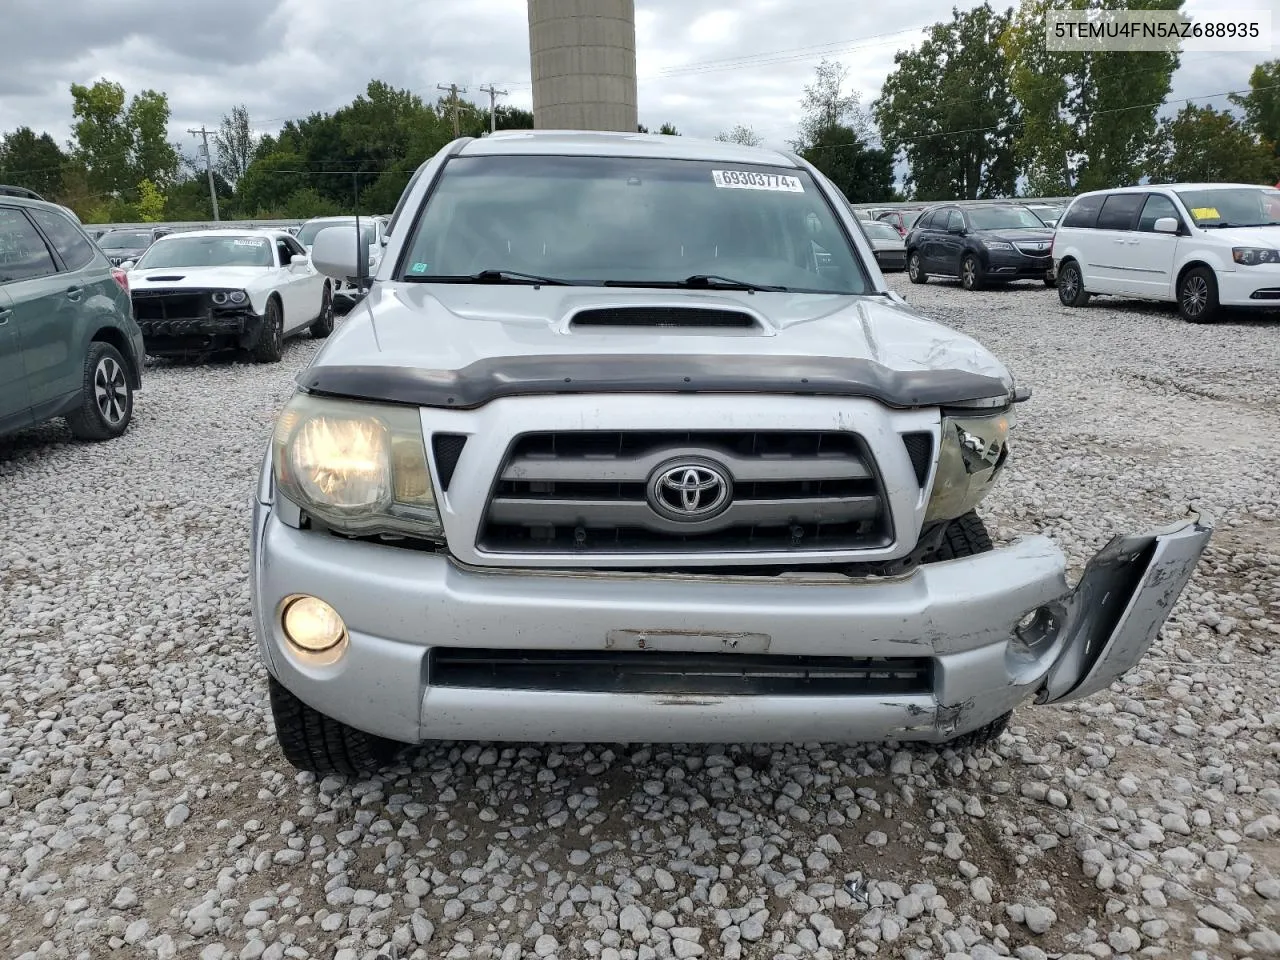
[310,225,363,283]
[1153,217,1179,234]
[119,260,136,271]
[948,224,965,235]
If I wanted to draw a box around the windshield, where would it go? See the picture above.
[135,235,274,269]
[967,207,1047,230]
[297,220,375,247]
[400,155,870,293]
[863,221,902,241]
[1028,206,1063,224]
[99,230,152,249]
[1174,187,1280,227]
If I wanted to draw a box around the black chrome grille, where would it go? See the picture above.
[479,430,892,555]
[428,648,933,696]
[131,291,210,322]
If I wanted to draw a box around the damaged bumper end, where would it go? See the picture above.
[250,505,1212,745]
[1034,511,1213,705]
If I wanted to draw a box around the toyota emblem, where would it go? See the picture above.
[646,458,732,522]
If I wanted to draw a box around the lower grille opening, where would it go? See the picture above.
[901,432,933,487]
[432,433,467,491]
[428,649,933,696]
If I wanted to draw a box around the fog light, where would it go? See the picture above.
[281,596,346,652]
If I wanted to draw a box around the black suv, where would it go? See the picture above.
[905,204,1055,291]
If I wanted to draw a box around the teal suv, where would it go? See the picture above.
[0,192,144,441]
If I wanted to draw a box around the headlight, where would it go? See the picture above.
[1232,247,1280,265]
[229,290,248,303]
[924,409,1012,524]
[271,392,442,539]
[984,241,1014,251]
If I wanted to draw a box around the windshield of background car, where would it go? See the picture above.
[297,220,375,247]
[400,155,871,293]
[1175,187,1280,228]
[99,230,152,249]
[862,221,902,241]
[967,207,1046,230]
[135,235,274,269]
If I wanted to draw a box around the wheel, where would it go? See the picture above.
[1056,260,1090,307]
[268,676,400,776]
[907,251,928,284]
[927,511,994,562]
[310,283,335,339]
[1178,266,1219,324]
[960,253,984,291]
[66,342,133,441]
[943,711,1012,749]
[252,297,284,363]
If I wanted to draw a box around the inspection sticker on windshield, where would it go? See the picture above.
[233,238,266,246]
[712,170,804,192]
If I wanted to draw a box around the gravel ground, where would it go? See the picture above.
[1,276,1277,960]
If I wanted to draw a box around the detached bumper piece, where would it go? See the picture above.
[132,290,264,357]
[874,250,907,272]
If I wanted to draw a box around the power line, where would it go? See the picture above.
[478,84,509,135]
[186,125,220,221]
[436,83,468,138]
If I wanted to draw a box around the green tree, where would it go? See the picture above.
[875,4,1017,200]
[1149,104,1276,184]
[213,104,258,184]
[793,60,893,202]
[657,122,680,136]
[136,179,165,221]
[800,126,895,202]
[69,80,179,197]
[494,105,534,130]
[166,172,233,220]
[236,151,308,214]
[0,127,67,198]
[1229,60,1280,154]
[1002,0,1182,194]
[715,125,763,146]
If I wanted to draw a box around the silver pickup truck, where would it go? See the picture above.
[250,131,1212,775]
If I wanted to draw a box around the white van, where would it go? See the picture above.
[1052,182,1280,323]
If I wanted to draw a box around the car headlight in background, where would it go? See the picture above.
[983,241,1015,251]
[271,392,442,539]
[211,290,250,305]
[924,408,1012,524]
[1232,247,1280,265]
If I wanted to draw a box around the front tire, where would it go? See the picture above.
[907,251,928,284]
[252,297,284,363]
[268,676,400,776]
[310,283,335,339]
[1057,260,1090,307]
[960,253,984,291]
[1178,266,1220,324]
[66,342,133,441]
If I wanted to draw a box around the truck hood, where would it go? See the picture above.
[128,266,269,289]
[302,283,1014,410]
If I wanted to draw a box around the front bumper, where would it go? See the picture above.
[874,249,907,271]
[135,309,265,356]
[250,499,1212,745]
[985,251,1053,280]
[1214,264,1280,307]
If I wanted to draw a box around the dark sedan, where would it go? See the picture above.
[96,227,172,267]
[905,204,1056,291]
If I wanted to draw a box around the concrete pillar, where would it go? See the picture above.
[528,0,638,132]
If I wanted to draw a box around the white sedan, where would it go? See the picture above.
[124,229,334,362]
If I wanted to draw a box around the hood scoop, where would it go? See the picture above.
[146,275,186,281]
[569,306,759,330]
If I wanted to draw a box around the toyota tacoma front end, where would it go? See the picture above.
[250,132,1212,775]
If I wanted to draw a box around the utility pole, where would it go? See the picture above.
[187,126,220,221]
[436,83,468,138]
[478,84,508,135]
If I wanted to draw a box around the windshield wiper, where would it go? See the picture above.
[1206,222,1280,228]
[603,274,788,292]
[403,269,571,286]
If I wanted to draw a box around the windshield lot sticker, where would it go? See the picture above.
[712,170,804,192]
[411,262,429,273]
[233,238,266,246]
[1190,207,1220,220]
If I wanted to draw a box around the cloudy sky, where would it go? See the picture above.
[1,0,1277,158]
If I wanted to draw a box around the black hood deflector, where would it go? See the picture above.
[297,354,1010,410]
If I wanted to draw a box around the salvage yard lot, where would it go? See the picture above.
[1,275,1277,959]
